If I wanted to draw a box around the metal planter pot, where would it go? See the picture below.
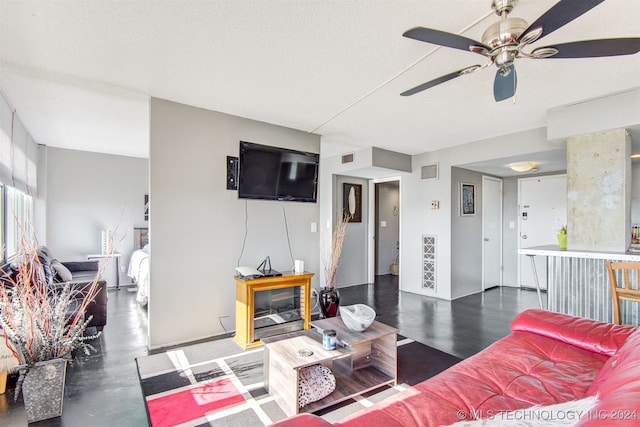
[22,359,67,423]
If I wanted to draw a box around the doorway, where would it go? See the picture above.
[517,175,567,289]
[482,176,503,290]
[373,180,400,280]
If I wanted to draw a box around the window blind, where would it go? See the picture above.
[0,91,38,194]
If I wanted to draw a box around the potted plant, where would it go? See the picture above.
[320,212,350,318]
[0,232,106,423]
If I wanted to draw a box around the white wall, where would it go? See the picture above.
[149,98,321,349]
[403,128,559,300]
[450,167,484,299]
[44,146,149,285]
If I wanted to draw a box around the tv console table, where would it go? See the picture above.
[234,272,314,350]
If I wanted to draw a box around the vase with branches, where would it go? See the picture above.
[0,225,110,421]
[320,212,350,317]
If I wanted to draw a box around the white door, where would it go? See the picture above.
[518,175,567,290]
[482,176,502,289]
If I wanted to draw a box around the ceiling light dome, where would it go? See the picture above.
[509,161,537,172]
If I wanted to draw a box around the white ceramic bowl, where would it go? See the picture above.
[340,304,376,332]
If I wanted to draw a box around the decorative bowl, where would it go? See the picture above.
[339,304,376,332]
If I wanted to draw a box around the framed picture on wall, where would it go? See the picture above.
[343,183,362,222]
[460,182,475,216]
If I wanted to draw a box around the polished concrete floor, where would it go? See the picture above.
[339,276,540,359]
[0,288,150,426]
[0,277,539,426]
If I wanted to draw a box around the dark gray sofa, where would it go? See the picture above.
[36,246,109,331]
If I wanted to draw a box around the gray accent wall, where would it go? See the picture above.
[44,147,149,285]
[149,97,321,349]
[502,176,519,287]
[450,167,483,299]
[334,174,369,287]
[372,147,411,172]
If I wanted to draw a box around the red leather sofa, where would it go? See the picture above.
[272,309,640,427]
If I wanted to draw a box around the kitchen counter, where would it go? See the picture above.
[520,245,639,325]
[518,245,640,261]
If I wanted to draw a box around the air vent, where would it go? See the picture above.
[342,153,354,164]
[422,235,436,291]
[421,163,439,180]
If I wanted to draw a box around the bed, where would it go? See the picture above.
[128,245,149,306]
[128,228,150,306]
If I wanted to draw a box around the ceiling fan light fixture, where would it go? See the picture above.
[491,0,518,17]
[482,17,528,49]
[519,27,543,45]
[531,46,559,58]
[508,161,536,172]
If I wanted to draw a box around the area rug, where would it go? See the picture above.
[135,334,461,427]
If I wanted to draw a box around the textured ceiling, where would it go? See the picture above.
[0,0,638,161]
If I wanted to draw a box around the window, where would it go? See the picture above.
[5,186,34,259]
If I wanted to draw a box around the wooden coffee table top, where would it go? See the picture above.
[262,334,346,370]
[310,318,398,346]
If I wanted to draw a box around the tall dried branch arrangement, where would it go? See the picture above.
[0,222,115,399]
[322,212,350,289]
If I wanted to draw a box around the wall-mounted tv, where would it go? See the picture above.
[238,141,319,203]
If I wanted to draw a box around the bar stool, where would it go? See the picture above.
[605,261,640,325]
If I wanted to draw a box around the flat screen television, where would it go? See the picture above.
[238,141,319,203]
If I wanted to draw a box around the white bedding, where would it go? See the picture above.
[128,246,150,306]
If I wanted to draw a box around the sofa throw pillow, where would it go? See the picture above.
[446,396,598,427]
[51,260,73,282]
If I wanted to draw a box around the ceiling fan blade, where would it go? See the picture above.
[403,27,490,55]
[535,38,640,58]
[493,65,517,102]
[401,66,481,97]
[518,0,605,44]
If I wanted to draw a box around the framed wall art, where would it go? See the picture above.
[343,183,362,222]
[460,182,476,216]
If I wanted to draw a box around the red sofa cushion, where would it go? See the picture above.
[510,309,635,356]
[576,328,640,427]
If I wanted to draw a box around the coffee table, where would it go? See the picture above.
[262,317,398,416]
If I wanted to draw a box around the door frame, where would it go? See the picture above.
[482,175,503,290]
[368,176,401,284]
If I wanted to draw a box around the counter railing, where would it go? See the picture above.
[518,245,640,325]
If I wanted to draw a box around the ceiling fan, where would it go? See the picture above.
[401,0,640,101]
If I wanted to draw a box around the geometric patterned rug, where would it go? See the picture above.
[136,335,462,427]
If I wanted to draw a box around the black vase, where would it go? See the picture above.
[319,287,340,318]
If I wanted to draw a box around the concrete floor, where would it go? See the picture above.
[0,288,150,426]
[0,277,539,426]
